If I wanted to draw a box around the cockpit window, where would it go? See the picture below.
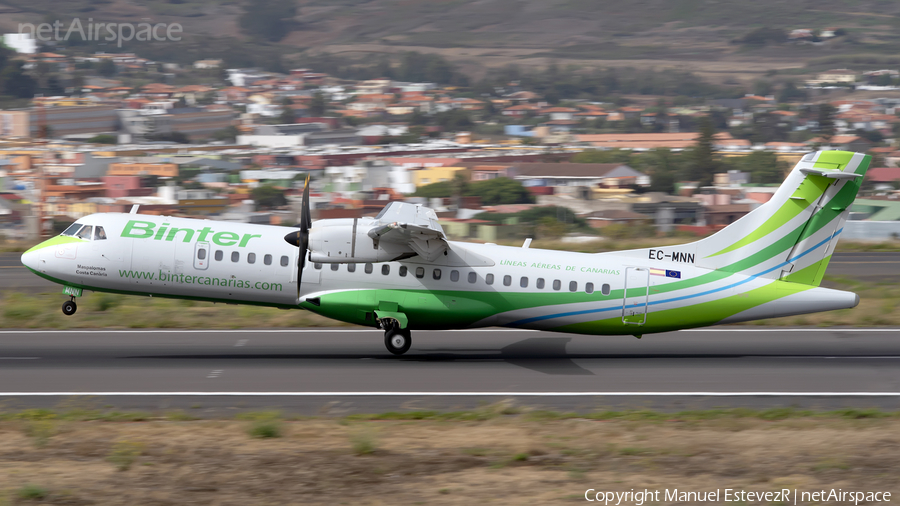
[75,225,93,240]
[94,226,107,240]
[61,223,82,236]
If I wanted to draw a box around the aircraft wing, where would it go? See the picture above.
[368,202,448,261]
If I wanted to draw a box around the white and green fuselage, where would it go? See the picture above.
[21,150,868,335]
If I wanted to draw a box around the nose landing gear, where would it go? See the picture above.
[62,297,77,316]
[381,319,411,355]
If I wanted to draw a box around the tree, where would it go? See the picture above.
[434,110,472,131]
[467,178,534,205]
[279,104,296,124]
[251,184,287,210]
[726,151,786,184]
[87,134,117,144]
[308,91,327,117]
[0,61,37,98]
[97,59,116,77]
[212,125,240,143]
[239,0,297,42]
[645,148,680,194]
[688,117,717,186]
[414,177,534,205]
[817,103,836,144]
[777,81,806,103]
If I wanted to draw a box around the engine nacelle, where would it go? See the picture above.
[308,221,413,263]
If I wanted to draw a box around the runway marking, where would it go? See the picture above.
[0,329,532,334]
[0,328,898,334]
[206,370,223,379]
[831,261,900,264]
[0,392,899,397]
[234,339,248,347]
[682,328,900,332]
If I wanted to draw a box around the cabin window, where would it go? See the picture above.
[280,255,289,267]
[553,279,561,291]
[347,263,356,273]
[61,223,82,236]
[585,282,594,294]
[602,283,611,296]
[214,250,223,261]
[382,264,390,275]
[536,278,545,289]
[450,270,459,282]
[468,272,477,284]
[433,269,442,280]
[485,273,494,285]
[314,262,322,270]
[503,275,512,286]
[415,267,425,278]
[76,225,93,240]
[365,263,373,274]
[520,277,528,288]
[231,251,240,263]
[331,263,339,271]
[399,266,408,277]
[569,281,577,292]
[247,252,256,264]
[264,254,272,265]
[197,248,207,260]
[93,226,107,240]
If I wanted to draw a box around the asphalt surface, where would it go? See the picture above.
[1,251,897,294]
[0,328,898,414]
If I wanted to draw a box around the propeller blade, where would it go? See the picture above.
[301,175,311,232]
[284,176,311,301]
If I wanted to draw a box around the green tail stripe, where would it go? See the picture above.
[555,280,814,334]
[782,255,831,286]
[813,150,857,169]
[708,157,846,259]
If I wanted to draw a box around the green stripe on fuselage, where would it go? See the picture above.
[25,235,84,254]
[554,279,813,335]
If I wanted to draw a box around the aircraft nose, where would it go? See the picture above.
[21,248,39,270]
[21,242,48,271]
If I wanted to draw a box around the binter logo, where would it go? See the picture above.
[120,220,262,247]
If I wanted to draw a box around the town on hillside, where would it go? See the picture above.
[1,33,900,245]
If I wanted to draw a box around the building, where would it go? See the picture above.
[118,106,235,141]
[807,69,857,86]
[409,166,470,187]
[0,105,119,139]
[107,162,179,178]
[512,163,649,188]
[2,33,36,54]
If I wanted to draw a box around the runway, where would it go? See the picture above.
[1,251,898,294]
[0,328,899,414]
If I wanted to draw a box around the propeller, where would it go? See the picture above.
[284,176,311,300]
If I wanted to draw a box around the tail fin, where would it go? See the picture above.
[691,151,870,286]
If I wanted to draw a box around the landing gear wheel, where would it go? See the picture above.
[384,325,411,355]
[62,299,77,316]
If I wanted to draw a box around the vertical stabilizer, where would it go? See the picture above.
[689,151,869,286]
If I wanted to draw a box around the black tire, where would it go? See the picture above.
[62,300,77,316]
[384,326,411,355]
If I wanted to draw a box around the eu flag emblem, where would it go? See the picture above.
[665,270,681,279]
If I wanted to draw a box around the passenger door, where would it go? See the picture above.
[622,267,649,325]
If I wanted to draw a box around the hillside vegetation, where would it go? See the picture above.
[3,0,900,80]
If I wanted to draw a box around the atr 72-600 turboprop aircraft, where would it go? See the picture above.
[21,150,868,355]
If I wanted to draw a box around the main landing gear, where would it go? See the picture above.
[62,297,77,316]
[381,320,411,355]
